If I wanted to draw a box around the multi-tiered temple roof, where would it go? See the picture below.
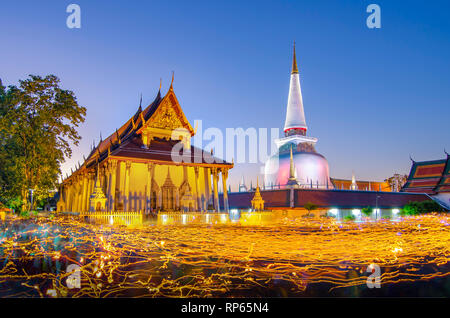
[59,77,233,214]
[401,155,450,194]
[63,80,232,183]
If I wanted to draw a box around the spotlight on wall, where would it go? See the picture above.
[329,208,339,216]
[374,208,381,219]
[352,209,361,218]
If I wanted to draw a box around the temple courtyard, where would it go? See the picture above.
[0,211,449,297]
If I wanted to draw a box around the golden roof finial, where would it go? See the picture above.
[292,41,299,74]
[170,71,174,90]
[115,129,121,144]
[159,78,162,91]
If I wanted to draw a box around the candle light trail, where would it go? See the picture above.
[0,212,449,297]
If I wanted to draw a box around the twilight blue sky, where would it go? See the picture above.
[1,0,449,189]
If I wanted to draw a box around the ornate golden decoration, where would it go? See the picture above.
[251,177,265,211]
[151,102,184,130]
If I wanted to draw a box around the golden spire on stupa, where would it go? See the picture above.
[292,41,299,74]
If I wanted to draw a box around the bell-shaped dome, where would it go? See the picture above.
[264,149,332,189]
[264,44,333,189]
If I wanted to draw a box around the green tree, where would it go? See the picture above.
[0,75,86,210]
[361,206,373,217]
[344,214,356,222]
[304,202,318,216]
[0,80,24,208]
[420,200,445,213]
[400,200,446,216]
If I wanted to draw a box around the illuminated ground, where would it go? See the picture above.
[0,212,449,297]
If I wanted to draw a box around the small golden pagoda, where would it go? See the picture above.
[251,177,265,211]
[89,167,107,212]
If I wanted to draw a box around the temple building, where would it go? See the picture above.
[331,178,390,192]
[57,77,233,213]
[401,154,450,209]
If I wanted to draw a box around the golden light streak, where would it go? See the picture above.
[0,213,448,297]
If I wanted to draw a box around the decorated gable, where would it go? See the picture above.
[138,88,194,148]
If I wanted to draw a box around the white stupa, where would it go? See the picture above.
[264,43,333,189]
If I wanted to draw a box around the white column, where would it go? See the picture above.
[204,167,211,209]
[124,161,131,211]
[146,163,155,214]
[212,168,220,212]
[221,168,229,212]
[107,160,117,212]
[194,167,201,211]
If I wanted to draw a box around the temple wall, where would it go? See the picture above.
[332,179,391,192]
[223,189,431,209]
[117,161,125,196]
[58,161,228,213]
[129,162,147,193]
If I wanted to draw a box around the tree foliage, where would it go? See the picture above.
[304,202,318,216]
[344,215,356,222]
[400,200,446,216]
[361,206,373,217]
[0,75,86,210]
